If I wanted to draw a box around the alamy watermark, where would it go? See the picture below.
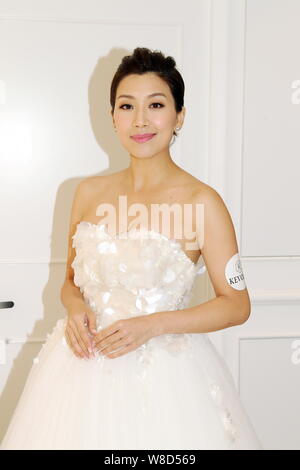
[93,195,205,252]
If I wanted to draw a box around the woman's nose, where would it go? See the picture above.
[133,108,148,127]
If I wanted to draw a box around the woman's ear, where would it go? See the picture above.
[177,106,186,129]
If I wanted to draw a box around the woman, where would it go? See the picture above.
[1,47,263,450]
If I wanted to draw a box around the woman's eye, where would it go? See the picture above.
[150,102,164,108]
[119,102,164,110]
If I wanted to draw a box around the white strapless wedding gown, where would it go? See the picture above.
[1,221,263,450]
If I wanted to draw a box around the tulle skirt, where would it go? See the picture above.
[0,316,263,450]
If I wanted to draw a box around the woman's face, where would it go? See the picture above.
[112,72,185,158]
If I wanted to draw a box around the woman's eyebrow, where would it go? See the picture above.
[117,92,167,100]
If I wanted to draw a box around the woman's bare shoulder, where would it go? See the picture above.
[189,177,230,219]
[176,169,215,201]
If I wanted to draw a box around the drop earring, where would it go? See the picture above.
[170,127,180,146]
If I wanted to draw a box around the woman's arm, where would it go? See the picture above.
[60,179,87,311]
[60,278,87,312]
[60,179,98,357]
[149,294,250,336]
[149,185,251,336]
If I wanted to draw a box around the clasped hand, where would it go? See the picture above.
[91,315,155,359]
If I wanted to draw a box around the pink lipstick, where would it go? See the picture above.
[131,133,156,143]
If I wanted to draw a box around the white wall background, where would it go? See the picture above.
[0,0,299,450]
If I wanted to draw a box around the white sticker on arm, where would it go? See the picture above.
[225,253,246,290]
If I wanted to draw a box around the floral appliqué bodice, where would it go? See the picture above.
[71,221,206,328]
[71,221,206,359]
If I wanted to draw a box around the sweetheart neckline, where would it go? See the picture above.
[76,220,202,269]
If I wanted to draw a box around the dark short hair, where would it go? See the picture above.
[110,47,185,136]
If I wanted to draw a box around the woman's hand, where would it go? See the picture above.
[64,302,97,359]
[93,315,156,359]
